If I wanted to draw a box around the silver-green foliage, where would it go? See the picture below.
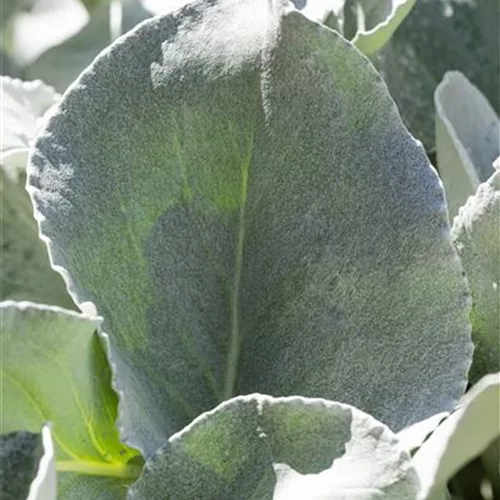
[129,395,420,499]
[412,373,500,500]
[0,77,74,307]
[28,0,472,458]
[0,301,142,498]
[435,71,499,220]
[452,168,500,383]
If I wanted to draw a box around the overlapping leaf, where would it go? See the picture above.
[0,77,60,179]
[452,168,500,383]
[412,373,500,499]
[128,395,420,499]
[28,0,471,457]
[0,301,142,499]
[435,71,499,220]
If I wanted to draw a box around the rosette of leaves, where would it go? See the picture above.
[1,0,489,497]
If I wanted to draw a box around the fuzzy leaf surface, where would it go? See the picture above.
[128,395,420,499]
[29,0,472,456]
[0,301,141,499]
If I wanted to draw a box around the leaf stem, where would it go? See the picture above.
[57,460,142,479]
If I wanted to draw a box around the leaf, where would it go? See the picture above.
[412,373,500,500]
[435,71,499,220]
[481,438,500,499]
[0,425,56,500]
[451,168,500,384]
[373,0,500,151]
[397,412,449,455]
[27,425,57,500]
[6,0,89,66]
[128,394,420,499]
[345,0,417,55]
[0,77,71,307]
[0,301,142,499]
[0,76,60,180]
[25,0,151,92]
[284,0,416,53]
[0,171,75,307]
[28,0,472,456]
[0,429,44,500]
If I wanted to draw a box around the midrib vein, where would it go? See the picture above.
[223,146,252,400]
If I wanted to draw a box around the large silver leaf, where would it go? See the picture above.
[28,0,472,456]
[128,395,420,499]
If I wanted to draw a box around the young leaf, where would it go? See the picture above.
[0,76,60,180]
[28,0,472,456]
[373,0,499,151]
[0,301,142,499]
[435,72,499,220]
[128,395,420,499]
[412,373,500,500]
[452,168,500,383]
